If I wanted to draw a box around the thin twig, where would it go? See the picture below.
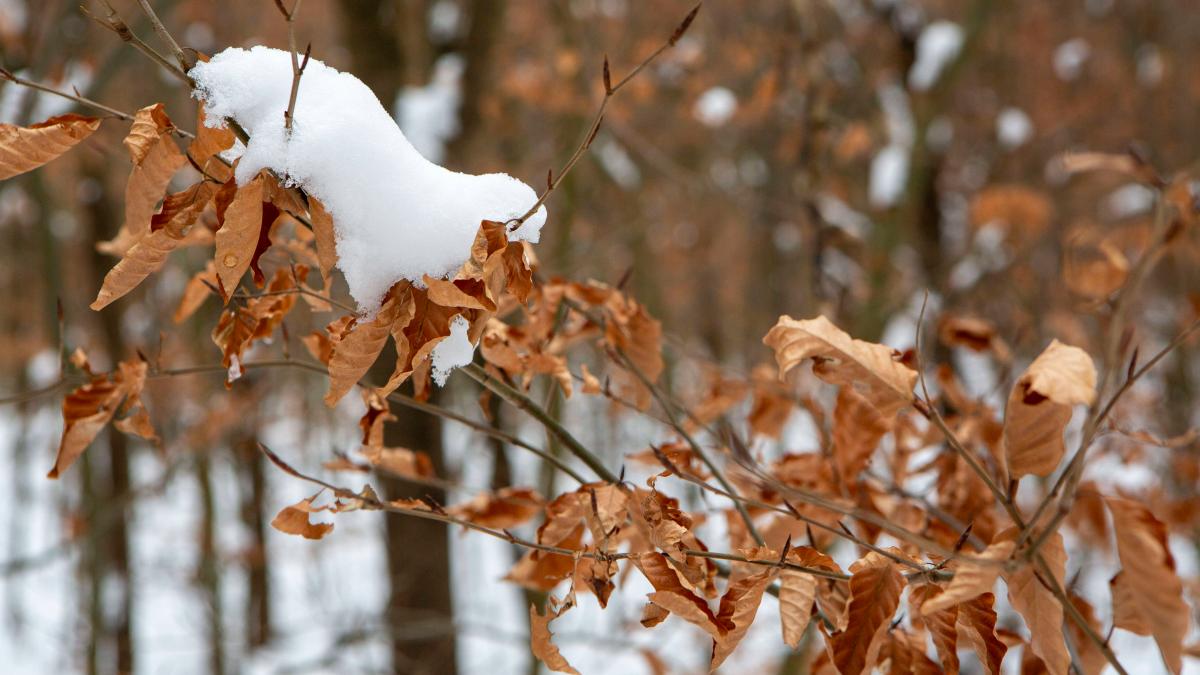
[461,363,617,483]
[134,0,192,72]
[509,3,701,230]
[275,0,309,132]
[84,0,190,84]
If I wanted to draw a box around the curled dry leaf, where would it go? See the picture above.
[920,539,1014,614]
[214,174,265,299]
[187,103,234,182]
[779,547,842,648]
[831,385,891,484]
[1064,239,1129,300]
[710,553,778,671]
[826,552,904,675]
[99,104,187,257]
[634,551,723,639]
[0,113,101,180]
[938,315,1012,363]
[270,492,334,540]
[309,197,338,286]
[529,593,580,675]
[361,446,434,481]
[49,355,152,479]
[956,592,1008,675]
[1002,340,1096,479]
[1105,497,1189,674]
[93,182,221,310]
[998,527,1070,675]
[762,315,917,418]
[324,284,411,405]
[911,584,961,674]
[448,487,543,529]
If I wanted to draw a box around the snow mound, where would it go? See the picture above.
[190,46,546,315]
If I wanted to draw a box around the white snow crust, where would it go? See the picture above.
[190,47,546,315]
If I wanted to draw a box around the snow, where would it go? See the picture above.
[996,107,1033,148]
[693,86,737,127]
[431,315,475,386]
[394,53,464,165]
[1053,38,1090,81]
[190,46,546,315]
[869,82,914,208]
[908,21,963,91]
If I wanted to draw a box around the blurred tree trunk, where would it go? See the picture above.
[337,4,456,674]
[80,159,136,675]
[237,437,272,649]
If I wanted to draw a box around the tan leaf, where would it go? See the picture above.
[911,584,960,674]
[634,551,723,639]
[832,385,891,483]
[763,315,917,417]
[956,592,1008,675]
[91,228,184,310]
[827,553,905,675]
[214,175,264,299]
[324,285,408,406]
[151,180,218,237]
[309,197,338,286]
[1064,239,1129,300]
[1003,340,1096,479]
[1067,593,1108,675]
[938,316,1012,362]
[270,493,334,540]
[1109,571,1151,635]
[187,103,234,182]
[173,262,218,324]
[530,594,580,675]
[920,540,1014,614]
[48,356,148,478]
[998,527,1069,675]
[969,185,1053,244]
[1105,497,1189,674]
[361,446,434,480]
[448,487,543,529]
[99,105,187,256]
[710,566,777,670]
[778,546,840,650]
[0,113,100,179]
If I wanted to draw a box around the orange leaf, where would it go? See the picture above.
[920,540,1013,614]
[911,584,960,674]
[309,197,338,286]
[270,493,334,540]
[214,174,265,300]
[831,385,891,483]
[763,315,917,418]
[956,592,1008,675]
[91,228,184,310]
[711,562,777,670]
[1106,497,1189,674]
[99,105,187,257]
[1002,340,1096,479]
[48,356,149,478]
[529,594,580,675]
[0,113,100,179]
[998,527,1069,675]
[827,553,904,675]
[324,285,410,406]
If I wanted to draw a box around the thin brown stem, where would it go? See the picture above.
[135,0,191,72]
[509,4,701,229]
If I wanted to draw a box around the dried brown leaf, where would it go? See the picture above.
[270,493,334,540]
[0,113,100,179]
[309,197,338,286]
[920,540,1014,614]
[956,592,1008,675]
[998,527,1069,675]
[214,174,265,299]
[530,594,580,675]
[1003,340,1096,479]
[1106,497,1189,674]
[763,315,917,417]
[827,553,904,675]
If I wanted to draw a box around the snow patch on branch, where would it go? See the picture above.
[190,46,546,315]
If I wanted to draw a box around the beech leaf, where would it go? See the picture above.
[763,315,917,417]
[1002,340,1096,479]
[998,527,1070,675]
[827,553,904,675]
[1106,497,1189,674]
[270,492,334,539]
[214,174,265,299]
[530,594,580,675]
[0,113,101,180]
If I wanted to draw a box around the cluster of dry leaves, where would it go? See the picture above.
[3,47,1198,675]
